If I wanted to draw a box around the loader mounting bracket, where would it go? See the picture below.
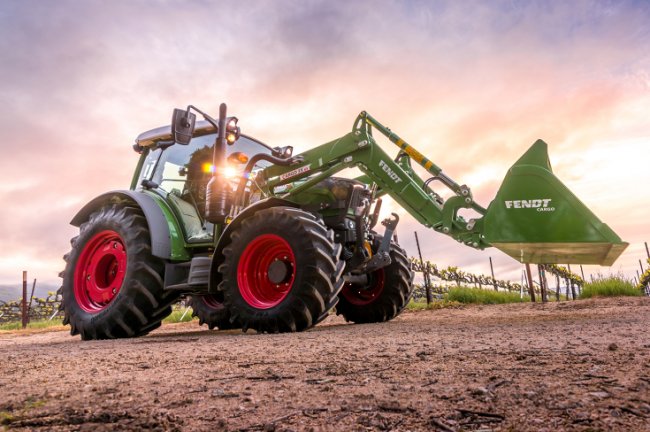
[355,213,399,274]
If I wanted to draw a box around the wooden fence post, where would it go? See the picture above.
[525,264,536,302]
[538,265,548,303]
[489,257,497,291]
[414,231,432,305]
[22,271,28,329]
[568,264,577,299]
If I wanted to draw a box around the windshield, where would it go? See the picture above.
[135,134,273,243]
[137,134,273,197]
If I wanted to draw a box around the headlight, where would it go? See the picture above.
[202,163,239,180]
[222,166,238,179]
[202,163,215,174]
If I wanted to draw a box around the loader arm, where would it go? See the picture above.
[256,111,627,265]
[259,111,491,249]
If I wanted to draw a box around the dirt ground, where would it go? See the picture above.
[1,297,649,432]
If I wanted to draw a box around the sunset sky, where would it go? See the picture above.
[1,0,649,290]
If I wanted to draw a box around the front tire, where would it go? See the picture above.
[336,238,414,323]
[219,207,344,333]
[61,204,179,340]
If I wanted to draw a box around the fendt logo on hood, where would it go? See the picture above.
[379,160,403,184]
[505,199,555,212]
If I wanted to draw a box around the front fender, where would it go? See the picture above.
[71,190,189,261]
[208,197,299,293]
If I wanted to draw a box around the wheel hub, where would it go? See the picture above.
[341,269,386,306]
[237,234,296,309]
[268,259,291,284]
[202,294,225,310]
[74,230,127,313]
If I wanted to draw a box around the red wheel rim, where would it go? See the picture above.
[73,230,127,313]
[341,269,385,306]
[237,234,296,309]
[202,295,224,310]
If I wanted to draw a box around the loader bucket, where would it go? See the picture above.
[483,140,627,266]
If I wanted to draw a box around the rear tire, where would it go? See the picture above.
[336,238,414,323]
[189,294,239,330]
[219,207,344,333]
[60,204,179,340]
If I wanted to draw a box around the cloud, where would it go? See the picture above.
[0,0,648,285]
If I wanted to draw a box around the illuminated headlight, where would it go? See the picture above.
[225,116,240,145]
[202,163,215,174]
[202,163,239,182]
[222,166,238,179]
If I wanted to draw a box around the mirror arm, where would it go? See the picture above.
[154,140,175,150]
[186,105,219,130]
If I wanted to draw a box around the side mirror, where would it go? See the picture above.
[171,108,196,145]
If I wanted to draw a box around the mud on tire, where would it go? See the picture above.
[189,294,239,330]
[336,238,414,323]
[60,204,179,340]
[219,206,344,333]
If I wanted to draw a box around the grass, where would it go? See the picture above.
[408,286,527,308]
[446,286,529,304]
[0,397,47,426]
[407,299,465,310]
[0,318,64,331]
[407,300,432,311]
[0,411,14,425]
[579,276,642,299]
[162,308,196,323]
[0,309,196,332]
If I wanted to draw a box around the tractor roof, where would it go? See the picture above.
[135,120,217,148]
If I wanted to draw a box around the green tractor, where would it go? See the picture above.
[60,103,627,340]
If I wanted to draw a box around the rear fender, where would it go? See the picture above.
[209,197,299,293]
[70,190,189,261]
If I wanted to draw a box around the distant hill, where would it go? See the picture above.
[0,282,59,303]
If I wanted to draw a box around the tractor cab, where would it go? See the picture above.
[133,122,275,243]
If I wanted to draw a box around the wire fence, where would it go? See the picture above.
[0,293,61,324]
[3,248,649,324]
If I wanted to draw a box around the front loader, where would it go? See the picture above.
[60,103,627,339]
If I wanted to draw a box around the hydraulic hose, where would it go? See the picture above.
[234,154,301,207]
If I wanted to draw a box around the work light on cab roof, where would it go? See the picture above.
[225,117,240,144]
